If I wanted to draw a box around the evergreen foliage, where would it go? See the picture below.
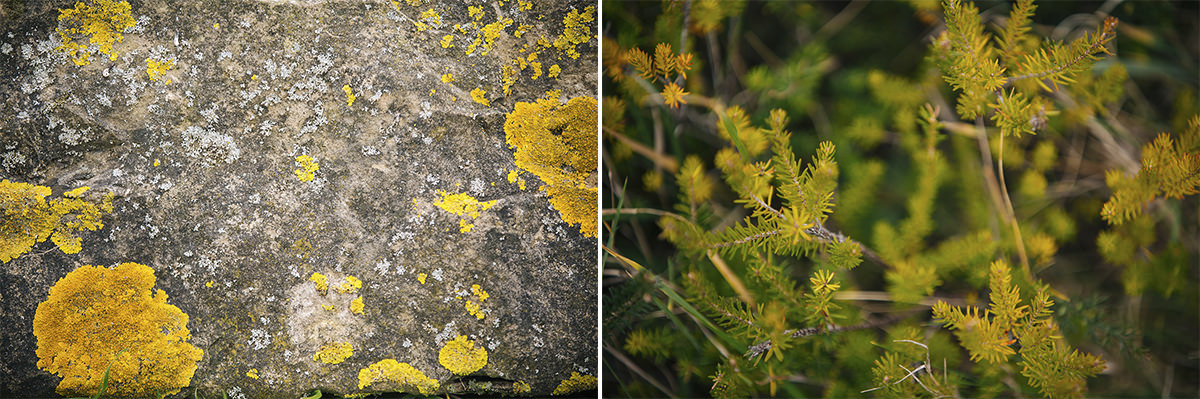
[603,0,1197,397]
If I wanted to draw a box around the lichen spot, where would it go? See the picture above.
[551,372,597,395]
[337,275,362,294]
[471,88,490,106]
[513,380,531,394]
[438,335,487,375]
[441,73,454,84]
[205,280,214,288]
[433,190,496,219]
[313,342,353,364]
[343,84,356,107]
[440,34,453,48]
[246,368,259,380]
[418,273,427,285]
[357,359,440,394]
[55,0,136,66]
[351,297,365,315]
[295,155,319,182]
[146,57,174,84]
[309,272,328,295]
[458,219,474,233]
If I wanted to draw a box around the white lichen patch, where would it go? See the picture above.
[181,126,241,166]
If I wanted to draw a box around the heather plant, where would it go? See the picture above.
[602,1,1198,397]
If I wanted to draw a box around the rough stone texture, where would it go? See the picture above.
[0,0,597,397]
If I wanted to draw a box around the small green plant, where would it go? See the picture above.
[603,0,1196,397]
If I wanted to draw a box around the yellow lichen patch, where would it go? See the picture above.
[471,284,490,301]
[417,273,427,284]
[434,190,497,219]
[313,342,353,364]
[513,380,531,394]
[212,23,219,29]
[517,0,532,11]
[55,0,136,66]
[471,88,490,106]
[205,280,214,288]
[529,62,543,80]
[351,296,365,315]
[343,85,356,107]
[464,284,489,319]
[246,368,259,380]
[552,6,595,60]
[357,359,440,394]
[551,372,597,395]
[309,272,328,294]
[548,64,561,79]
[468,5,484,21]
[2,180,113,262]
[295,155,319,182]
[146,58,174,84]
[503,97,598,237]
[506,170,519,183]
[514,24,532,38]
[153,158,160,166]
[441,73,455,84]
[458,219,474,233]
[322,304,335,311]
[440,34,453,48]
[337,275,362,294]
[438,335,488,375]
[33,263,203,398]
[467,17,513,56]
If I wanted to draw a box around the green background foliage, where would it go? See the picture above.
[602,0,1198,397]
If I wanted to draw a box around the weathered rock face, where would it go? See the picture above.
[0,0,597,397]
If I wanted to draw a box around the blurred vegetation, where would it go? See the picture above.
[601,0,1198,397]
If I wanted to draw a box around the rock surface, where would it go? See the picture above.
[0,0,597,397]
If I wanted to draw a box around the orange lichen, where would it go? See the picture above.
[552,6,595,60]
[55,0,136,66]
[503,97,598,237]
[438,335,488,375]
[146,57,174,84]
[33,263,203,397]
[551,372,597,395]
[548,64,561,79]
[313,341,353,364]
[471,88,490,106]
[2,180,113,262]
[295,155,319,182]
[358,359,440,394]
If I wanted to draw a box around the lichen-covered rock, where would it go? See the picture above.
[0,0,596,397]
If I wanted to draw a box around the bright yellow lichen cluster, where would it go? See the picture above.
[295,155,319,182]
[313,341,353,364]
[343,84,356,107]
[357,359,440,394]
[309,272,328,294]
[55,0,136,66]
[433,190,497,233]
[351,296,365,315]
[463,284,490,320]
[441,73,454,83]
[440,34,453,48]
[33,263,203,398]
[337,275,362,294]
[471,88,490,106]
[467,17,513,56]
[552,6,595,60]
[246,368,259,380]
[438,335,488,375]
[146,57,174,84]
[513,380,532,394]
[503,97,598,237]
[2,180,114,263]
[415,8,442,31]
[551,372,597,395]
[418,273,427,284]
